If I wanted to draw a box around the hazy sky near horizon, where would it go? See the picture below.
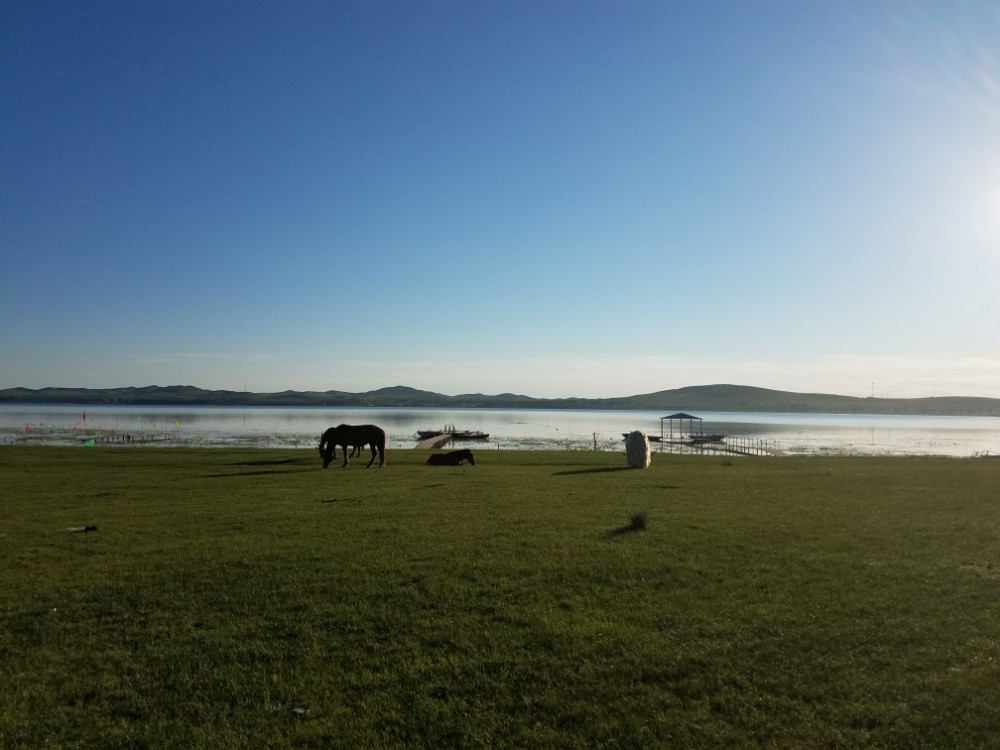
[3,1,999,399]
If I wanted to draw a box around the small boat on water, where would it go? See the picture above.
[416,425,490,441]
[689,434,726,444]
[452,430,490,440]
[639,433,726,445]
[621,433,661,442]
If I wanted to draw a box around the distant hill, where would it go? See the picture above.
[600,384,1000,416]
[1,383,999,416]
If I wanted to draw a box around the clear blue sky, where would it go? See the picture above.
[3,0,999,399]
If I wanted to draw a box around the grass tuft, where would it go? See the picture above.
[628,509,648,531]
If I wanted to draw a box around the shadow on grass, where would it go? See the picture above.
[554,466,632,476]
[203,468,317,478]
[230,458,309,467]
[603,525,643,539]
[603,511,648,539]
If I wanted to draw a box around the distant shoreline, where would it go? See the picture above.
[2,384,999,417]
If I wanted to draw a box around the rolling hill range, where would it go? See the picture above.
[1,384,998,416]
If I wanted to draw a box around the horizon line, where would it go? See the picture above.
[4,382,1000,403]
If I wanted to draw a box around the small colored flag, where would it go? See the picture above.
[83,410,87,422]
[174,420,179,429]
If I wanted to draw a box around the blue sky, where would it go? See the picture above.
[3,0,999,399]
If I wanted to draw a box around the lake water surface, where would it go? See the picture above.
[3,404,999,457]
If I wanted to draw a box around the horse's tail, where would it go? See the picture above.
[377,427,387,466]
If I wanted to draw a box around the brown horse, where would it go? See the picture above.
[319,424,386,468]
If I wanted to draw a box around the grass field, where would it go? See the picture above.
[1,447,998,748]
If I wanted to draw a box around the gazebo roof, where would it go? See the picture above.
[661,412,701,421]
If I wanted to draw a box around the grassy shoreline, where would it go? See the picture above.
[2,447,998,747]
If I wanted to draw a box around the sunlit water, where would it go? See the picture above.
[2,405,999,457]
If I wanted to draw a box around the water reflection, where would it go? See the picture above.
[1,405,997,457]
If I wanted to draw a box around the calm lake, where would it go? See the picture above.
[2,404,999,457]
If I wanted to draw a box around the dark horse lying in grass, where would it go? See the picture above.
[319,424,386,468]
[426,449,475,466]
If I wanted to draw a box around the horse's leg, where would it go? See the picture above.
[366,442,377,468]
[341,442,350,467]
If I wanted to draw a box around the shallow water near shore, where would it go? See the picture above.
[3,404,999,457]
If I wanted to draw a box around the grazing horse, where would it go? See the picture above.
[319,424,386,468]
[317,442,364,460]
[318,426,372,462]
[426,449,476,466]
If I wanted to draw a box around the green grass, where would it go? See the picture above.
[1,447,998,748]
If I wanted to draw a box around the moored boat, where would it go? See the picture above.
[451,430,489,440]
[416,425,490,441]
[689,434,726,444]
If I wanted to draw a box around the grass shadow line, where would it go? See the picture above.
[602,525,644,539]
[554,467,632,476]
[203,468,316,478]
[230,458,310,467]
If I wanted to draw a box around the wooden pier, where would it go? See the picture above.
[415,433,455,450]
[655,412,783,457]
[415,428,490,450]
[658,436,782,457]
